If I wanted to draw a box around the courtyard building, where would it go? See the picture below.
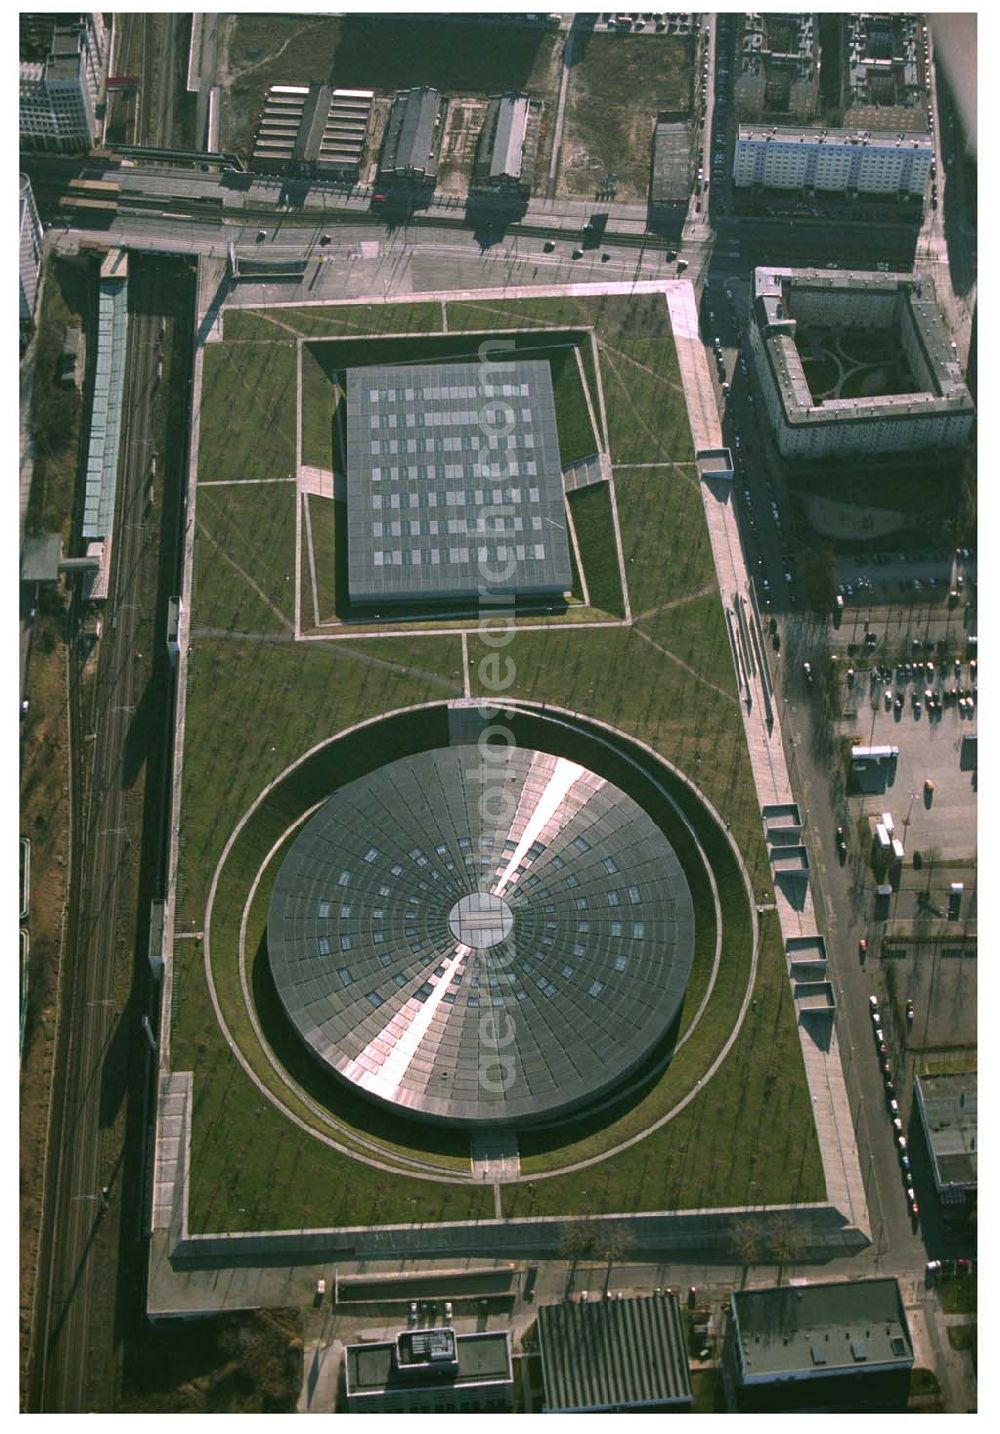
[845,13,924,118]
[344,1327,513,1413]
[914,1071,977,1207]
[724,1279,914,1412]
[734,13,821,122]
[733,125,932,197]
[747,266,975,458]
[19,11,108,153]
[537,1293,692,1412]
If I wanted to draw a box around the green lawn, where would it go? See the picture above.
[198,341,297,482]
[175,942,494,1233]
[174,636,463,932]
[300,345,336,470]
[305,494,337,621]
[568,484,625,616]
[616,464,711,613]
[937,1274,977,1316]
[192,482,297,634]
[169,285,823,1231]
[224,301,445,343]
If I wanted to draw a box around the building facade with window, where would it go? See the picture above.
[19,12,108,152]
[734,125,932,195]
[20,174,44,330]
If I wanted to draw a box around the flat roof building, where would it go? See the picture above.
[747,266,975,458]
[344,1327,513,1413]
[538,1293,692,1412]
[472,92,535,194]
[250,84,373,177]
[726,1279,914,1411]
[914,1071,977,1204]
[734,125,932,196]
[345,357,572,605]
[20,12,108,153]
[378,86,446,184]
[735,13,821,122]
[649,115,692,214]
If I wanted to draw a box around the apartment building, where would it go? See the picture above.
[734,125,932,196]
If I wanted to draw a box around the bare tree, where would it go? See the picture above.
[764,1213,805,1286]
[559,1221,595,1295]
[731,1218,761,1289]
[597,1223,634,1296]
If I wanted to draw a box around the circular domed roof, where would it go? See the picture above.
[266,745,695,1127]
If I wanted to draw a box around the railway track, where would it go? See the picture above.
[31,260,164,1410]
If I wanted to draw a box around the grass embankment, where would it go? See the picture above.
[171,289,822,1230]
[198,340,297,483]
[193,483,296,634]
[568,484,625,616]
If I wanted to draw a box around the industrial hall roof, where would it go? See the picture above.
[538,1294,692,1411]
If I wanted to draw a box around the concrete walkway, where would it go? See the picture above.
[666,281,870,1239]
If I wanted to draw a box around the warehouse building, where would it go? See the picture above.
[250,84,373,178]
[725,1279,913,1411]
[914,1071,977,1206]
[344,1327,513,1413]
[19,12,108,153]
[735,13,820,122]
[345,358,572,606]
[734,125,932,196]
[538,1293,692,1412]
[472,92,536,196]
[378,86,446,185]
[747,266,975,458]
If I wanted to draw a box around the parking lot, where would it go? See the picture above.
[840,671,976,863]
[886,941,977,1053]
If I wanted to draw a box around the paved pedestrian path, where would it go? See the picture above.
[666,282,870,1239]
[151,1071,192,1239]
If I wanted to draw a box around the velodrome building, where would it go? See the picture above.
[747,266,975,458]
